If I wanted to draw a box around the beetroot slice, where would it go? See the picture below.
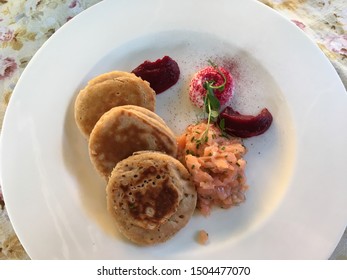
[219,106,273,138]
[131,56,180,94]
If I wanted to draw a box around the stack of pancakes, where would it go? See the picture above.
[74,71,197,245]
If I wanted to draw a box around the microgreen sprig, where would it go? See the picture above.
[195,61,227,146]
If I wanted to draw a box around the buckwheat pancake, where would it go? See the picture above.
[116,105,167,127]
[87,70,136,86]
[89,106,177,180]
[106,151,197,245]
[75,71,156,138]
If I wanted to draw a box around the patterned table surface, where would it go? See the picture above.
[0,0,346,260]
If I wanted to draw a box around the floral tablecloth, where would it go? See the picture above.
[0,0,346,260]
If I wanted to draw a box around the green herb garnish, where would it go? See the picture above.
[196,60,227,145]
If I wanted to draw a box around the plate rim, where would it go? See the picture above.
[1,0,347,259]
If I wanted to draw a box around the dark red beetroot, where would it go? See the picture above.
[131,56,180,94]
[219,106,273,138]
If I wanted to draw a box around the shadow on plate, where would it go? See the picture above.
[62,92,123,240]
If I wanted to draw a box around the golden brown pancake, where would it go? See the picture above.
[117,105,166,127]
[89,106,177,180]
[106,151,197,245]
[87,71,136,86]
[74,71,156,138]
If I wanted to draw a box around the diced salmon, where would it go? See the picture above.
[177,121,248,215]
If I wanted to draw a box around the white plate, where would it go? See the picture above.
[1,0,347,260]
